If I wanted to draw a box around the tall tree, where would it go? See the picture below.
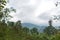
[0,0,16,40]
[44,20,57,36]
[12,20,22,33]
[15,20,22,29]
[0,0,16,22]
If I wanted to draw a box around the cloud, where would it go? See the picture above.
[38,5,60,19]
[38,13,50,20]
[8,0,60,26]
[9,0,41,21]
[38,7,60,26]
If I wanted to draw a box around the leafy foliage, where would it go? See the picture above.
[0,0,60,40]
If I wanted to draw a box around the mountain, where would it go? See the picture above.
[21,23,47,32]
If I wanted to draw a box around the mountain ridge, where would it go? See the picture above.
[21,23,47,32]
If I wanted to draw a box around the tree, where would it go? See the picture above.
[7,21,15,27]
[0,0,6,20]
[11,20,22,33]
[23,27,29,33]
[0,0,16,40]
[2,7,16,22]
[30,27,39,34]
[0,0,7,40]
[15,20,22,29]
[0,0,16,22]
[44,20,57,36]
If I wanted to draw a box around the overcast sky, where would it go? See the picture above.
[7,0,60,26]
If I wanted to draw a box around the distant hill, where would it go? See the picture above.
[21,23,47,32]
[22,23,39,29]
